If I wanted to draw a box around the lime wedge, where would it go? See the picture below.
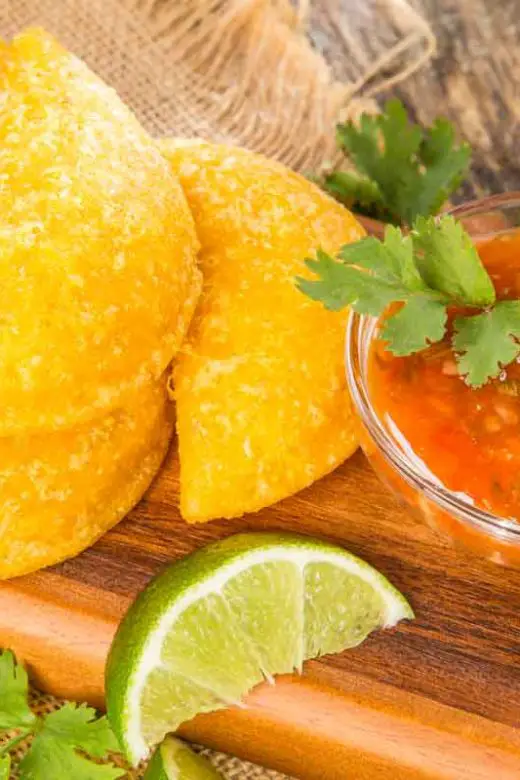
[0,755,10,780]
[144,737,221,780]
[106,533,413,765]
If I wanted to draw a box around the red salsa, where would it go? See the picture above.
[368,230,520,523]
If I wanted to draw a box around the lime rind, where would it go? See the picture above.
[143,740,167,780]
[106,533,413,765]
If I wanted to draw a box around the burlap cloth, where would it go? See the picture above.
[0,1,434,777]
[2,0,435,172]
[5,690,289,779]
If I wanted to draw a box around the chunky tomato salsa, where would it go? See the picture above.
[368,230,520,522]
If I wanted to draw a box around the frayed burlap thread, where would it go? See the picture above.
[2,0,434,172]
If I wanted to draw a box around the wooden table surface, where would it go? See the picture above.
[3,446,520,780]
[1,2,520,779]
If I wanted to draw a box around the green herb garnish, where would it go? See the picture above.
[322,99,471,225]
[453,302,520,387]
[0,650,124,779]
[297,215,520,387]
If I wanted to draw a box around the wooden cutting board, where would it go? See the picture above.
[1,443,520,779]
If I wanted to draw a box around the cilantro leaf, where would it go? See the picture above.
[453,301,520,386]
[322,171,388,220]
[297,221,444,320]
[298,242,413,316]
[37,704,120,757]
[0,756,10,780]
[412,216,495,306]
[414,119,472,218]
[333,99,471,225]
[0,652,126,779]
[381,296,448,356]
[19,741,124,780]
[298,224,431,315]
[297,249,368,311]
[372,225,425,291]
[296,215,520,383]
[0,651,36,730]
[336,100,422,225]
[18,704,124,780]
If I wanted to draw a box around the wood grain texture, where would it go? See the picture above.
[315,0,520,199]
[1,2,520,778]
[2,444,520,778]
[394,0,520,200]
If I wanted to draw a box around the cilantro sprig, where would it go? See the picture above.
[322,99,471,225]
[0,651,125,779]
[297,215,520,387]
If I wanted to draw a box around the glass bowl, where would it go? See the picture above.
[346,194,520,566]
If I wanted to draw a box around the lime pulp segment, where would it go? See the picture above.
[106,533,413,765]
[143,737,221,780]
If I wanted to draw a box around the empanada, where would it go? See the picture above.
[160,140,364,521]
[0,30,200,433]
[0,376,173,579]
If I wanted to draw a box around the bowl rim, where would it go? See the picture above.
[345,193,520,543]
[448,191,520,217]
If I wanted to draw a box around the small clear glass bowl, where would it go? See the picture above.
[346,194,520,566]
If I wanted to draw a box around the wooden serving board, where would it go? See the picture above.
[2,445,520,779]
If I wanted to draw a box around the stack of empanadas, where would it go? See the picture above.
[0,30,200,577]
[1,30,365,578]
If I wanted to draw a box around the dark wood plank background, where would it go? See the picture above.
[398,0,520,200]
[314,0,520,200]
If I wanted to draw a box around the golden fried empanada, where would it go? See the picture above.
[0,376,173,579]
[160,140,364,521]
[0,30,200,434]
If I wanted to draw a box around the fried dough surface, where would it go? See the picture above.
[161,140,364,521]
[0,30,200,433]
[0,376,173,579]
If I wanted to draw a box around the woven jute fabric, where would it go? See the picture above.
[2,689,292,779]
[0,1,434,777]
[2,0,435,172]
